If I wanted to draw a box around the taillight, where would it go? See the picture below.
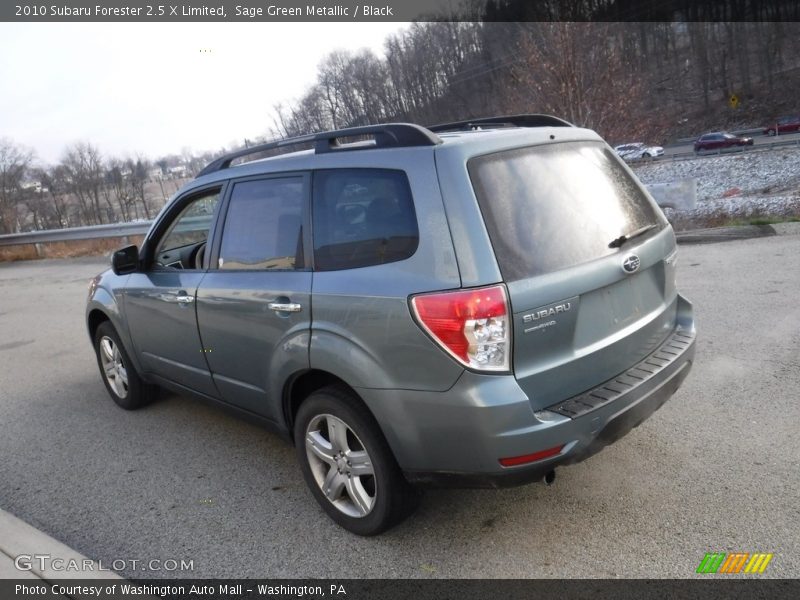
[410,284,511,372]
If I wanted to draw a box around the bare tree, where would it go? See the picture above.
[270,22,489,137]
[0,138,34,233]
[126,157,153,220]
[36,166,71,228]
[510,23,660,143]
[61,143,110,224]
[22,189,53,231]
[105,159,136,222]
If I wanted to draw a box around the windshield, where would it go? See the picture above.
[468,141,666,281]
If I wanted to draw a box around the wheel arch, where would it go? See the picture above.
[87,308,111,341]
[283,370,373,445]
[86,297,147,378]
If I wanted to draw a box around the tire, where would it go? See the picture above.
[94,321,156,410]
[294,385,419,535]
[643,152,651,158]
[767,129,776,136]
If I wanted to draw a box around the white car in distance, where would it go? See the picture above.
[614,142,664,161]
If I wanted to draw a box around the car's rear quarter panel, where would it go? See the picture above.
[279,147,466,392]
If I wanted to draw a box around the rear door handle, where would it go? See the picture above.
[268,302,302,313]
[176,294,195,304]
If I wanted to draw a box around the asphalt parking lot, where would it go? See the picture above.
[1,236,798,579]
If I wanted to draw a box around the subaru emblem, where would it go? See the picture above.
[622,255,640,274]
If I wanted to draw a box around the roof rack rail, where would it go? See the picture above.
[428,114,574,133]
[196,123,441,178]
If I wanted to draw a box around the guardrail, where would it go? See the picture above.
[0,221,152,247]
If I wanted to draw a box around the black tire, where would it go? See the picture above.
[94,321,156,410]
[294,385,419,535]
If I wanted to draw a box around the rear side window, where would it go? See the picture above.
[218,177,304,270]
[312,169,418,271]
[469,141,664,281]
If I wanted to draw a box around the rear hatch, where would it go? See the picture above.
[468,140,678,411]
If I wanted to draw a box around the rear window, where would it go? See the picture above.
[468,141,664,281]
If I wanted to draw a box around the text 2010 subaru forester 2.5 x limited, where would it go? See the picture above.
[86,115,696,535]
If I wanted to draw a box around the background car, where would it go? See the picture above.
[762,115,800,136]
[614,142,664,160]
[694,131,754,153]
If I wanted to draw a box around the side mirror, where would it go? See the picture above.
[111,245,139,275]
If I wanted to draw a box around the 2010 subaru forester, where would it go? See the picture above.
[86,115,696,535]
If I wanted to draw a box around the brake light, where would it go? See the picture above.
[410,284,510,371]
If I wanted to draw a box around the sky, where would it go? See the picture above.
[0,22,406,165]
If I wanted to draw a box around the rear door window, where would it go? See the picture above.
[468,141,664,281]
[312,169,418,271]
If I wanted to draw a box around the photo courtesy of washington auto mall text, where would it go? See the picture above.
[14,583,349,597]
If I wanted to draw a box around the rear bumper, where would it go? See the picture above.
[360,297,696,489]
[405,328,694,488]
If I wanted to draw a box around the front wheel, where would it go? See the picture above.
[94,321,156,410]
[294,386,419,535]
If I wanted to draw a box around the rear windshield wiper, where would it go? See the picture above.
[608,224,658,249]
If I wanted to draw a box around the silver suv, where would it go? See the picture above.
[86,115,696,535]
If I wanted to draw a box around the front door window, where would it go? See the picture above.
[153,190,221,270]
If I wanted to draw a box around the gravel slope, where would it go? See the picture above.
[632,148,800,227]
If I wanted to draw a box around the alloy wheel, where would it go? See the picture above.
[305,413,376,518]
[99,336,128,399]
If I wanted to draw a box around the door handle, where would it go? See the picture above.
[268,302,302,313]
[156,291,195,303]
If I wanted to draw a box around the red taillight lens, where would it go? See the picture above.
[410,284,510,371]
[499,445,564,467]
